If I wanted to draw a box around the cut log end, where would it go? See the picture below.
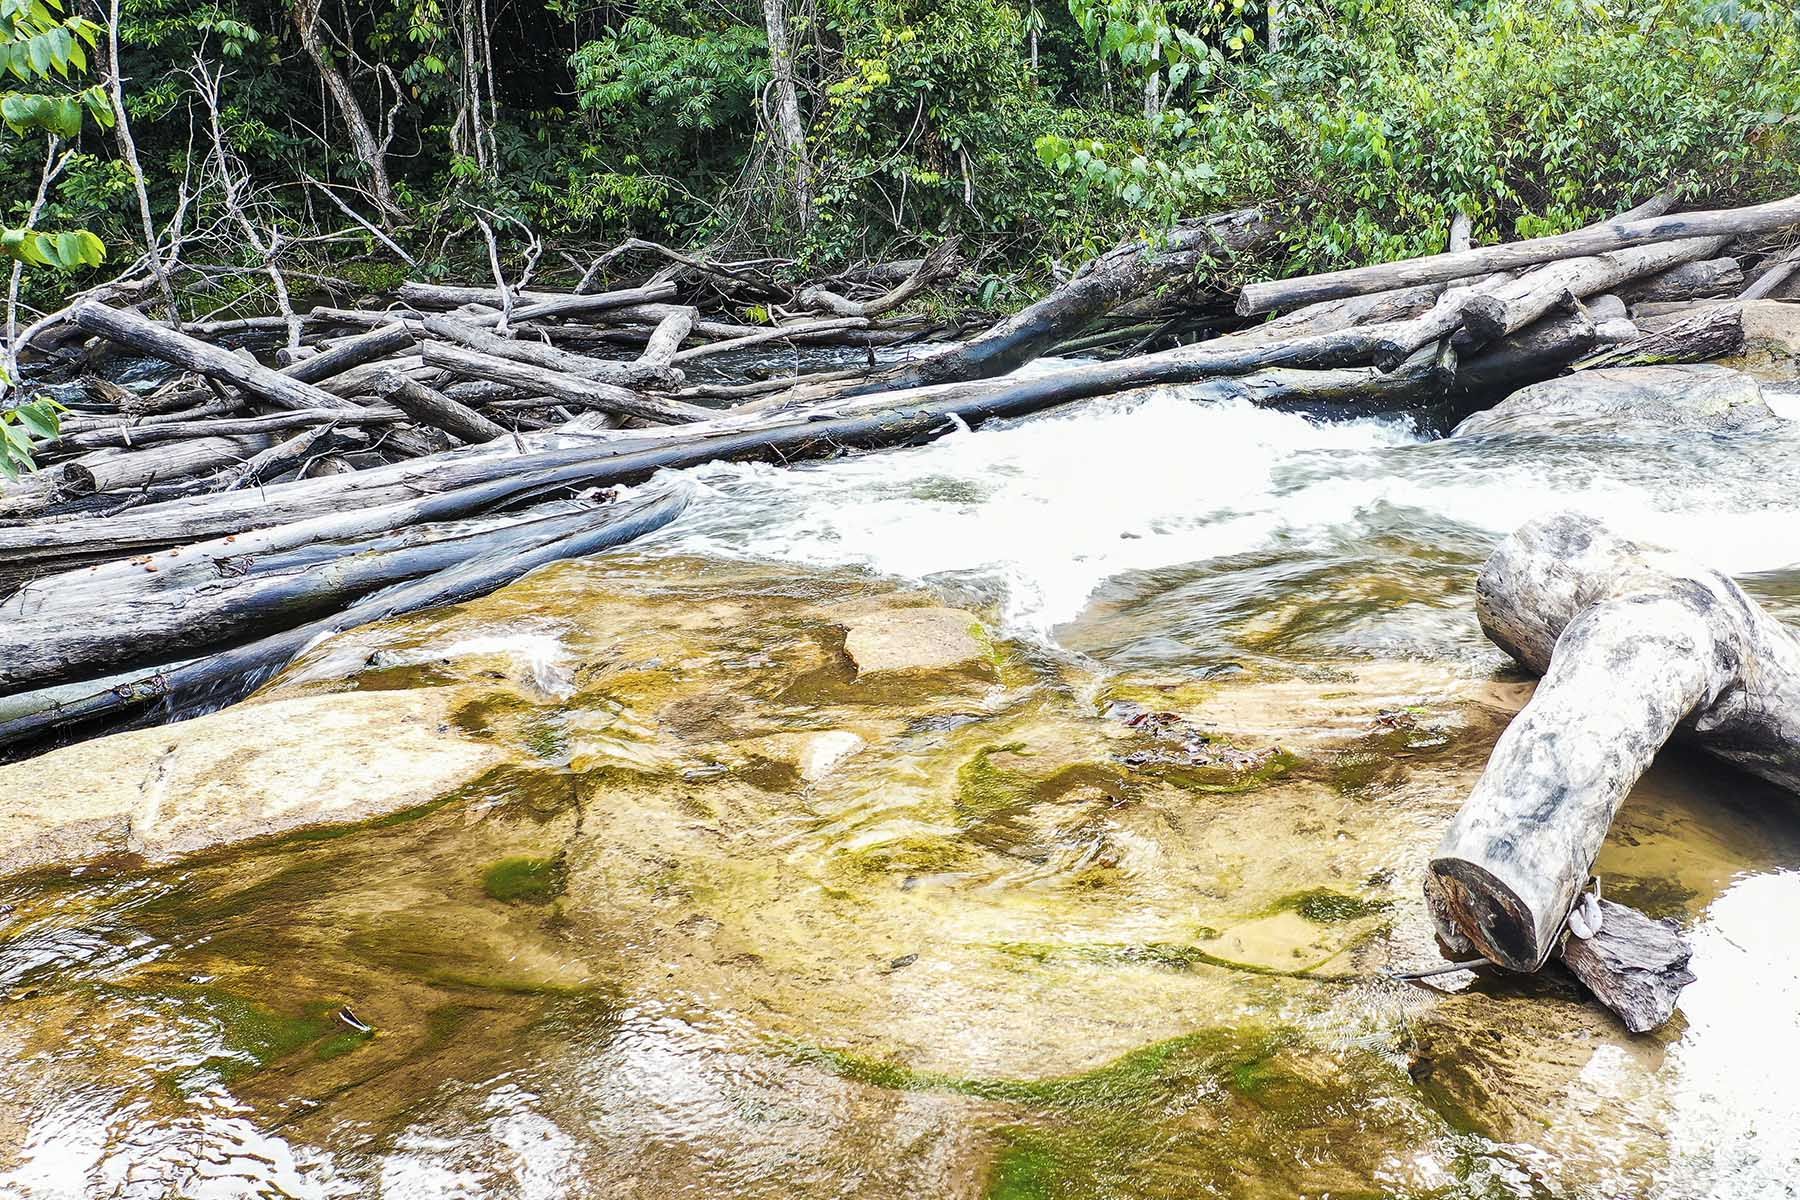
[1425,856,1545,972]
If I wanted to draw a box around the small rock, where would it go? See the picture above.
[840,608,994,679]
[798,731,866,781]
[1453,364,1775,437]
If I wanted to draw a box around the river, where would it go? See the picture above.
[3,360,1800,1198]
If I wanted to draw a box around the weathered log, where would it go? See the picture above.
[845,208,1271,394]
[1234,191,1800,314]
[422,315,674,387]
[72,304,445,459]
[1367,273,1521,369]
[374,371,507,444]
[1447,308,1600,398]
[396,280,675,313]
[1570,304,1745,371]
[0,499,599,690]
[211,425,352,493]
[74,303,367,415]
[281,321,417,384]
[42,407,407,453]
[1557,897,1695,1034]
[1618,257,1745,305]
[1460,238,1724,342]
[1426,511,1800,974]
[637,307,696,369]
[0,484,693,754]
[1743,244,1800,301]
[0,435,271,517]
[671,316,871,363]
[797,239,961,317]
[419,341,712,424]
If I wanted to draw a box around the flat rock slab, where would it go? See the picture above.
[0,688,503,878]
[841,607,995,678]
[1452,364,1774,437]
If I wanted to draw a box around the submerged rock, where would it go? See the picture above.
[841,607,996,680]
[0,689,503,877]
[1453,364,1775,437]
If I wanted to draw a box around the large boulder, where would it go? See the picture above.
[0,688,504,877]
[1452,364,1775,438]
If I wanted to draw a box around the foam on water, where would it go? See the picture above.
[643,388,1800,649]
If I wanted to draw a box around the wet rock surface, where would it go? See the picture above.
[1452,364,1776,438]
[0,688,503,877]
[2,556,1798,1197]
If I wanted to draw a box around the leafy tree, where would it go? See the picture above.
[1,0,110,270]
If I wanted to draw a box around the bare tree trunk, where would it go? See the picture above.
[1142,70,1161,121]
[105,0,178,321]
[290,0,401,221]
[760,0,813,227]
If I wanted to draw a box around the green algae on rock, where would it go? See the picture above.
[482,855,568,904]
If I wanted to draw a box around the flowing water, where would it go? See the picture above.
[6,362,1800,1198]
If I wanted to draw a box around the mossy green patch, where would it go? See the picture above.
[1262,888,1392,924]
[985,1129,1066,1200]
[1149,747,1298,794]
[834,834,983,880]
[482,856,567,904]
[990,939,1363,982]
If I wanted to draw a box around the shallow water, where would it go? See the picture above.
[7,367,1800,1198]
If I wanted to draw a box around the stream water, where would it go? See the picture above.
[5,356,1800,1198]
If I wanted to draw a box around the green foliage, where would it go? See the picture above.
[1040,0,1800,274]
[0,396,65,480]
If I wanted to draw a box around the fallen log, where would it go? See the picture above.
[396,280,674,313]
[1427,511,1800,978]
[0,435,271,518]
[0,483,693,754]
[41,406,407,453]
[1460,238,1724,342]
[1237,191,1800,314]
[0,499,601,690]
[282,322,417,385]
[1742,244,1800,300]
[1570,304,1745,371]
[637,307,696,369]
[374,371,508,444]
[418,341,712,424]
[1618,257,1744,305]
[72,304,446,459]
[842,208,1271,395]
[797,238,961,317]
[1447,307,1600,399]
[421,316,674,388]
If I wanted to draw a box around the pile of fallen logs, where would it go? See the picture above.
[1,191,1796,756]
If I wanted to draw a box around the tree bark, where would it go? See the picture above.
[1238,192,1795,314]
[1426,512,1800,973]
[1570,304,1744,371]
[760,0,813,227]
[374,371,508,444]
[1618,257,1744,305]
[423,315,676,387]
[289,0,401,220]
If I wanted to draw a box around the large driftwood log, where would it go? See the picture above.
[1618,257,1744,305]
[374,372,508,444]
[1570,304,1745,371]
[0,484,693,754]
[843,208,1271,394]
[1427,512,1800,975]
[1238,192,1800,313]
[1459,238,1724,341]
